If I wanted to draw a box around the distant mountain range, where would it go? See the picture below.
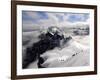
[22,22,89,32]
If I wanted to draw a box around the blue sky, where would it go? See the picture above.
[22,11,89,31]
[22,11,89,23]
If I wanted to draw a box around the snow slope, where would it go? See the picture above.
[27,36,90,68]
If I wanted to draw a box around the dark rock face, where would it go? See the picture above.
[22,32,64,68]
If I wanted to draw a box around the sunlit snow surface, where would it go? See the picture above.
[23,34,90,68]
[39,36,89,68]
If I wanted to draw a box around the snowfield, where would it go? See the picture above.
[39,37,90,68]
[22,31,90,68]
